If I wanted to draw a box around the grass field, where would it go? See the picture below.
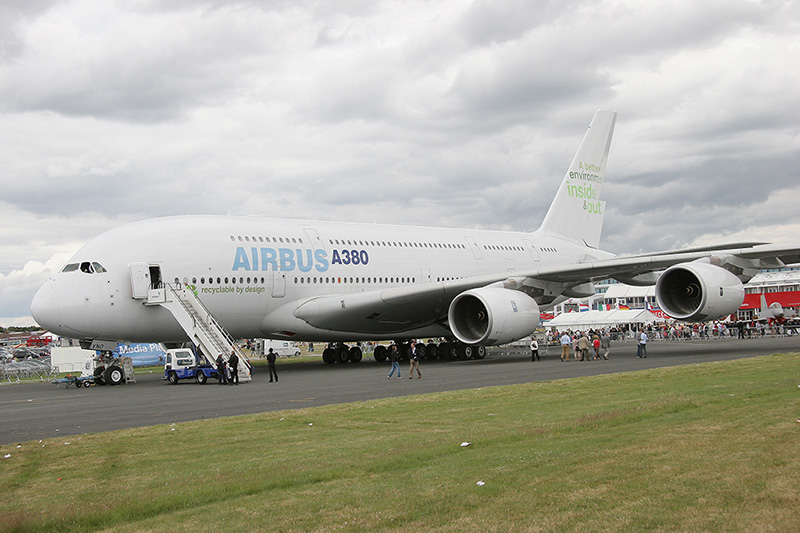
[2,354,799,532]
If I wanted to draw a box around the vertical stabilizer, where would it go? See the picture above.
[538,109,617,248]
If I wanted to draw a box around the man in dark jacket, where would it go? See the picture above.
[267,348,278,382]
[215,354,228,385]
[228,350,239,385]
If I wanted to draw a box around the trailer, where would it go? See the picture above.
[163,348,219,384]
[51,374,96,389]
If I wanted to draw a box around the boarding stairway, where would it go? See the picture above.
[146,283,251,382]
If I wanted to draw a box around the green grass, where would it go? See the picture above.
[2,354,799,532]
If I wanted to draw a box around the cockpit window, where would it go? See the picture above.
[61,263,80,273]
[92,262,107,273]
[80,262,94,274]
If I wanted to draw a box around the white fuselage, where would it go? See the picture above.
[31,215,612,344]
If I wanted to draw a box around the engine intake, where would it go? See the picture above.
[655,262,744,322]
[448,288,540,345]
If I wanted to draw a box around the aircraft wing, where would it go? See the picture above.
[293,273,509,334]
[292,243,800,335]
[526,244,800,284]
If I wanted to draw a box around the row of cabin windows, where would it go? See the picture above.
[231,235,304,244]
[229,234,543,254]
[484,244,524,252]
[295,276,417,285]
[177,276,267,286]
[172,274,464,287]
[328,238,466,250]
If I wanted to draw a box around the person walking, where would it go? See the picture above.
[577,334,590,361]
[592,335,601,360]
[266,347,278,382]
[600,331,611,359]
[637,330,648,358]
[387,345,401,379]
[530,338,540,361]
[409,342,422,379]
[215,353,228,385]
[560,332,571,362]
[228,350,239,385]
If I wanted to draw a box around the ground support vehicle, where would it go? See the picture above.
[52,374,96,389]
[80,352,134,386]
[163,348,219,385]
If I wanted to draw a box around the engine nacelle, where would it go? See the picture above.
[655,262,744,322]
[448,288,540,345]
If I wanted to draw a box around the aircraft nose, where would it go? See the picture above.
[31,282,61,331]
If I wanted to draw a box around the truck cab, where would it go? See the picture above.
[164,348,217,384]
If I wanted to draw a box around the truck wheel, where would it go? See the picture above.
[196,372,207,385]
[168,371,179,385]
[105,366,124,386]
[75,381,82,388]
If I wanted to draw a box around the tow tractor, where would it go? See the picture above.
[163,348,219,385]
[52,351,135,388]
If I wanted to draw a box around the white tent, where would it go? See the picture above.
[544,309,664,331]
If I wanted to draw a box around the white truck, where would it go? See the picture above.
[262,340,301,357]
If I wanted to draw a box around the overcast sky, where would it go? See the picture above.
[1,0,799,326]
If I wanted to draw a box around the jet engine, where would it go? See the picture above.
[655,262,744,322]
[448,287,540,345]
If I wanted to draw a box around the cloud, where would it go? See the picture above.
[0,0,799,324]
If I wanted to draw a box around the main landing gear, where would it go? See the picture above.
[372,341,486,362]
[322,343,363,364]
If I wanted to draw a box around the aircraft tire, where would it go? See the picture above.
[322,348,335,364]
[348,346,362,363]
[458,344,473,360]
[336,347,349,364]
[75,381,82,388]
[373,345,387,362]
[196,371,207,385]
[168,371,179,385]
[473,345,487,359]
[105,365,124,386]
[440,343,458,360]
[425,343,438,360]
[93,366,106,385]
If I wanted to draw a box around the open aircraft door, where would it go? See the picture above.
[129,262,151,299]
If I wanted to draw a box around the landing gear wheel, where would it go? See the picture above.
[336,347,349,364]
[440,343,458,360]
[425,343,438,360]
[196,371,207,384]
[104,365,124,386]
[473,345,487,359]
[322,348,335,364]
[373,345,387,363]
[93,366,106,386]
[168,371,179,385]
[75,381,82,388]
[348,346,363,363]
[457,344,473,360]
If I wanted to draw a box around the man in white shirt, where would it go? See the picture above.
[560,333,571,362]
[637,331,648,358]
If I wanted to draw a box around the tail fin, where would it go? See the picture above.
[538,109,617,248]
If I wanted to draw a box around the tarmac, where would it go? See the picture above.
[2,335,798,445]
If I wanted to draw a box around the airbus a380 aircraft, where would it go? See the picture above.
[30,110,800,362]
